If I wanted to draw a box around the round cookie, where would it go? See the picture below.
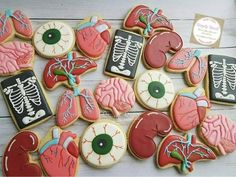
[33,21,75,58]
[134,70,175,110]
[128,111,172,160]
[94,77,135,117]
[80,120,127,168]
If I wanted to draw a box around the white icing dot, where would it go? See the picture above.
[48,34,52,38]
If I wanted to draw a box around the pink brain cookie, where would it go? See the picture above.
[200,114,236,155]
[95,78,135,116]
[0,41,34,75]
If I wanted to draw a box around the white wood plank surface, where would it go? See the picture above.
[0,0,236,176]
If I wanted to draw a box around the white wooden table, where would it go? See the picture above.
[0,0,236,176]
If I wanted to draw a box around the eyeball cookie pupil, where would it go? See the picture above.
[148,81,165,99]
[42,29,61,45]
[92,134,113,155]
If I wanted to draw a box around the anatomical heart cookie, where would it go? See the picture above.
[123,5,173,38]
[39,127,79,177]
[0,41,35,76]
[104,29,144,79]
[0,70,53,130]
[75,16,111,59]
[170,87,211,132]
[0,9,33,43]
[157,134,216,174]
[206,55,236,105]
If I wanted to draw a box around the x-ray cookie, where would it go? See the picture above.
[80,120,127,168]
[0,70,53,130]
[135,70,175,110]
[206,55,236,105]
[33,21,75,58]
[104,29,144,79]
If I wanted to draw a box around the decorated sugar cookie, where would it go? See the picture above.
[104,29,144,79]
[206,55,236,105]
[33,21,75,58]
[170,87,211,132]
[157,134,216,174]
[56,88,100,128]
[0,41,35,76]
[123,5,173,38]
[2,131,42,177]
[39,127,79,177]
[135,70,175,110]
[143,31,183,69]
[94,77,135,117]
[0,9,33,44]
[43,51,97,90]
[128,111,172,159]
[75,16,111,59]
[199,114,236,155]
[80,120,127,168]
[167,48,208,86]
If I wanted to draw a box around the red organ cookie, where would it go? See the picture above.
[0,9,33,44]
[170,87,211,132]
[143,31,183,69]
[128,111,172,159]
[123,5,173,38]
[2,131,42,177]
[75,16,111,59]
[157,134,216,174]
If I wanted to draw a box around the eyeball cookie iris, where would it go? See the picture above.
[135,70,175,110]
[33,21,75,58]
[80,120,127,168]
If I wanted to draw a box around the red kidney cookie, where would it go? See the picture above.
[157,134,216,174]
[123,5,173,38]
[128,111,172,159]
[2,131,42,177]
[170,87,210,132]
[39,127,79,177]
[75,16,111,59]
[143,31,183,69]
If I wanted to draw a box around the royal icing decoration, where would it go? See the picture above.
[105,29,144,79]
[135,70,175,110]
[39,127,79,177]
[94,77,135,117]
[123,5,173,37]
[57,88,100,128]
[143,31,183,69]
[200,114,236,155]
[157,134,216,174]
[81,121,127,168]
[33,21,75,58]
[1,70,53,129]
[43,51,97,90]
[167,48,208,86]
[2,131,42,177]
[128,111,172,159]
[0,41,34,75]
[0,9,33,43]
[76,16,111,59]
[207,55,236,104]
[171,87,211,131]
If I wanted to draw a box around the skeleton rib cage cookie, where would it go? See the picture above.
[1,70,53,129]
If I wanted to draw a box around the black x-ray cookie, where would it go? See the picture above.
[206,55,236,105]
[105,29,144,79]
[1,70,53,129]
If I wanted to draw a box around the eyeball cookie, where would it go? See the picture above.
[33,21,75,58]
[80,120,127,168]
[134,70,175,110]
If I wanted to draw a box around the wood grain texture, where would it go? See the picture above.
[0,0,236,176]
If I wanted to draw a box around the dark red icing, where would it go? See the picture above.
[128,111,172,159]
[144,31,183,68]
[2,131,42,177]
